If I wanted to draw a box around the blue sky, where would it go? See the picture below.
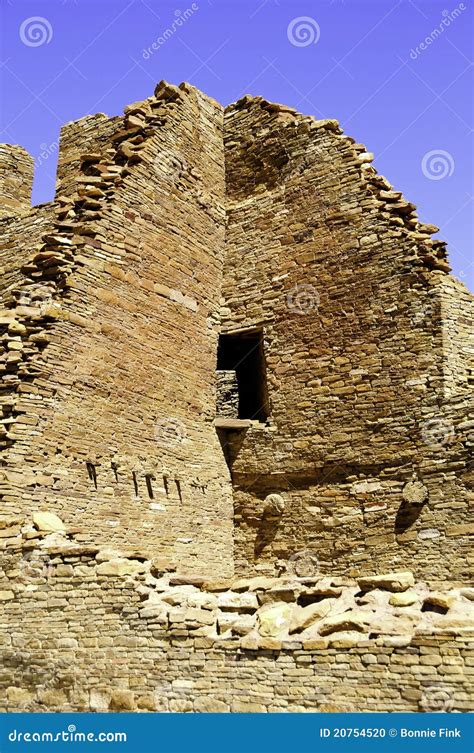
[1,0,472,289]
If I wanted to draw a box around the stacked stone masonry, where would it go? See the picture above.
[0,81,473,712]
[0,526,473,712]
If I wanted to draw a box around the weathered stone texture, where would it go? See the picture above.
[1,82,233,576]
[0,535,472,712]
[0,81,473,713]
[221,97,473,579]
[0,145,34,219]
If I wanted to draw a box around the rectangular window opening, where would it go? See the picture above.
[216,330,269,422]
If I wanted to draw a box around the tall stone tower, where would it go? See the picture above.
[0,82,473,715]
[0,81,473,581]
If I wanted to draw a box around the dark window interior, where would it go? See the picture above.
[217,331,269,422]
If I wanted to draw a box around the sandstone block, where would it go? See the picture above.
[217,591,258,611]
[389,591,418,607]
[358,572,415,593]
[7,687,33,705]
[194,696,230,713]
[137,694,157,711]
[231,576,277,592]
[37,689,68,706]
[302,637,329,649]
[327,630,367,646]
[109,690,136,711]
[183,607,216,626]
[257,602,293,637]
[218,612,254,635]
[232,700,267,713]
[289,601,332,633]
[319,611,373,636]
[96,558,147,576]
[32,511,66,533]
[423,592,457,611]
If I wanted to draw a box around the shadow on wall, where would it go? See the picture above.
[395,500,425,535]
[254,494,285,558]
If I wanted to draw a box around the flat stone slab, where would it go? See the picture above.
[214,418,251,430]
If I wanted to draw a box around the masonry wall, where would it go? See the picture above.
[438,276,474,398]
[0,83,234,576]
[55,113,123,199]
[0,145,34,219]
[221,97,473,580]
[1,535,472,713]
[0,203,55,303]
[4,641,472,714]
[1,84,473,716]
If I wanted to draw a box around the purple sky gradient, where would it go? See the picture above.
[1,0,472,290]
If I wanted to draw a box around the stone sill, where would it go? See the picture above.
[214,418,252,430]
[214,417,273,431]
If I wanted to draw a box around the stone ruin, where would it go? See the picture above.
[0,81,473,712]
